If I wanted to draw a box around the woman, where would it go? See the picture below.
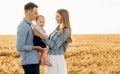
[34,9,72,74]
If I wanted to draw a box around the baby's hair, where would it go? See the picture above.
[36,15,45,21]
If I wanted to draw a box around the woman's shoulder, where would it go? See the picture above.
[57,27,69,32]
[58,28,70,37]
[64,28,70,34]
[65,28,69,31]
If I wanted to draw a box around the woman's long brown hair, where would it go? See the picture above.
[57,9,72,43]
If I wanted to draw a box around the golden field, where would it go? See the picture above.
[0,34,120,74]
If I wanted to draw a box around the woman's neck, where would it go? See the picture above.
[59,24,64,29]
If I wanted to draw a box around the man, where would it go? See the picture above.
[16,2,44,74]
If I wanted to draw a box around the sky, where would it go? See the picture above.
[0,0,120,35]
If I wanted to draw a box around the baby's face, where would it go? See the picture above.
[36,17,45,27]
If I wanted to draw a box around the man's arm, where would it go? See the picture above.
[32,46,45,52]
[16,24,33,52]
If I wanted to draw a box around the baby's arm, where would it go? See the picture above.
[34,25,48,39]
[34,25,45,35]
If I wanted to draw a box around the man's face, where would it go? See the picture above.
[29,7,38,21]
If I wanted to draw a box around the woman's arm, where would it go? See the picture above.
[42,29,70,50]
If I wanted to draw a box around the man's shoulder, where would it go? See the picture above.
[17,21,30,32]
[18,19,29,28]
[19,19,27,25]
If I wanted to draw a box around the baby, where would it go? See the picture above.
[33,15,52,66]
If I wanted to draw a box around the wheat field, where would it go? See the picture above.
[0,34,120,74]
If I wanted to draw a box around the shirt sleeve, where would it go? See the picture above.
[42,29,70,50]
[16,24,33,52]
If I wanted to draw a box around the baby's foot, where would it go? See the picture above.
[44,62,52,66]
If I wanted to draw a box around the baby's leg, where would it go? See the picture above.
[43,48,52,66]
[40,52,44,66]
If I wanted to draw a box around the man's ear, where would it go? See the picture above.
[29,10,33,14]
[27,10,31,15]
[25,10,29,15]
[26,10,31,15]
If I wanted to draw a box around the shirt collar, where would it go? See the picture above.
[23,18,31,25]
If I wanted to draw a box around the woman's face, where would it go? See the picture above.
[55,12,62,24]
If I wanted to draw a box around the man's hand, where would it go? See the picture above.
[38,47,45,53]
[32,46,44,52]
[46,45,49,49]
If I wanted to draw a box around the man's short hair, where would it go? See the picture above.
[24,2,38,11]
